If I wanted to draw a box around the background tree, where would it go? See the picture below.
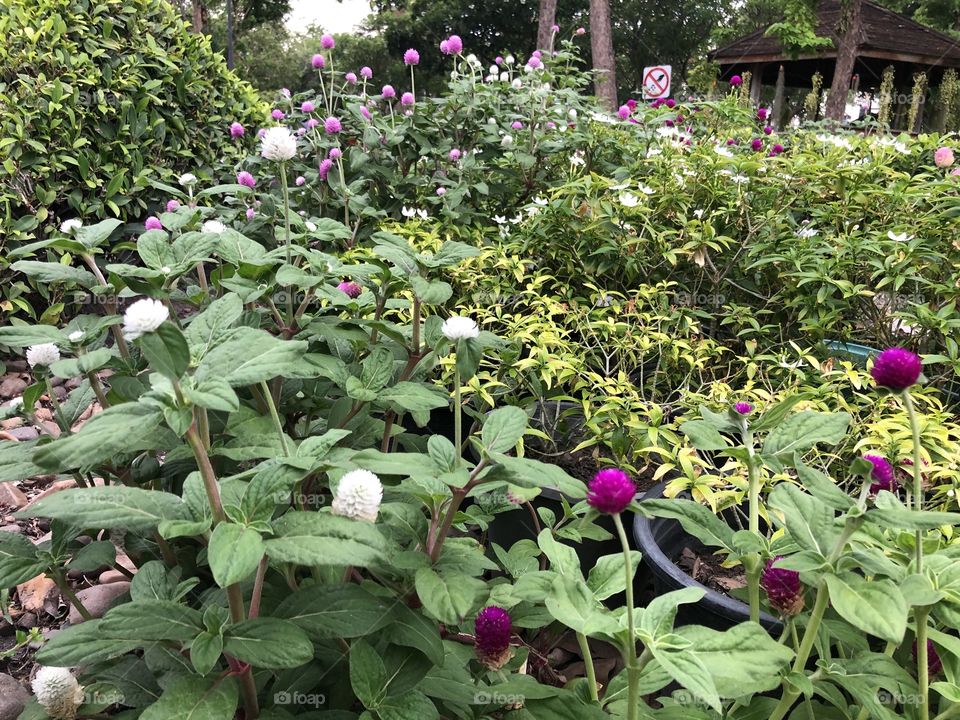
[537,0,559,49]
[589,0,618,108]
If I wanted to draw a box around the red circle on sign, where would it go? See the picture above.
[644,67,669,98]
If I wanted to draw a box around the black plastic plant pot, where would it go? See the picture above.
[633,482,784,635]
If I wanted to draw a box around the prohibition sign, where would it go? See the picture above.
[642,65,672,99]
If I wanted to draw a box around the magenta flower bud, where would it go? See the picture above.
[144,216,162,231]
[301,101,315,113]
[757,107,768,121]
[586,468,636,515]
[495,56,504,65]
[295,176,306,186]
[665,119,674,127]
[297,127,306,136]
[446,35,463,54]
[626,98,637,110]
[576,27,586,35]
[914,639,943,675]
[618,105,630,119]
[324,116,342,134]
[404,48,420,65]
[306,118,319,129]
[166,199,180,212]
[474,606,512,670]
[319,158,334,179]
[257,128,267,139]
[665,98,676,108]
[727,138,736,145]
[730,75,742,86]
[345,72,358,85]
[401,92,415,106]
[271,109,285,120]
[439,40,450,54]
[246,207,256,220]
[527,56,543,69]
[329,148,342,160]
[436,187,446,196]
[360,106,372,120]
[751,138,763,151]
[337,280,362,298]
[511,121,523,129]
[735,402,752,415]
[763,125,773,135]
[772,143,784,154]
[761,557,804,616]
[237,171,256,188]
[382,85,396,99]
[864,454,897,494]
[448,148,461,161]
[229,121,245,138]
[312,54,325,69]
[360,66,373,79]
[871,347,922,390]
[321,34,335,50]
[675,114,684,123]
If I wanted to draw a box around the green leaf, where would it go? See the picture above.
[275,584,393,640]
[414,568,487,625]
[183,377,240,412]
[488,454,586,499]
[679,420,729,451]
[0,324,67,347]
[208,523,264,588]
[640,498,735,552]
[652,645,720,712]
[190,632,223,676]
[866,491,960,530]
[195,328,307,386]
[0,441,46,482]
[378,382,449,414]
[139,322,190,380]
[545,574,620,636]
[0,532,46,587]
[184,293,244,358]
[264,512,386,567]
[482,406,528,454]
[67,540,116,572]
[76,218,123,250]
[36,620,140,666]
[767,483,838,556]
[824,574,908,642]
[537,529,581,578]
[19,486,188,531]
[350,639,388,708]
[101,600,204,642]
[762,411,850,458]
[641,587,706,641]
[222,618,313,669]
[11,260,97,288]
[795,461,854,511]
[382,603,445,666]
[360,347,395,392]
[586,551,642,601]
[140,676,238,720]
[427,435,457,472]
[377,690,439,720]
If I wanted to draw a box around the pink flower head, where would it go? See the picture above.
[730,75,742,86]
[165,199,180,212]
[144,216,162,231]
[586,468,636,515]
[757,107,768,121]
[576,27,586,35]
[306,118,319,129]
[772,143,784,154]
[511,121,523,129]
[864,454,897,494]
[295,176,306,186]
[301,101,315,113]
[446,35,463,54]
[436,187,446,196]
[763,125,773,135]
[871,347,922,390]
[257,128,267,139]
[495,56,504,65]
[618,105,630,119]
[550,23,559,32]
[665,98,676,108]
[761,557,804,616]
[546,121,556,129]
[401,92,415,107]
[329,147,342,160]
[914,640,943,676]
[735,402,752,415]
[245,207,256,220]
[935,147,954,168]
[675,114,684,123]
[360,106,372,120]
[475,606,512,669]
[312,54,325,69]
[439,40,450,54]
[380,85,396,99]
[321,34,335,50]
[237,171,256,188]
[751,138,763,151]
[337,280,363,298]
[665,119,674,127]
[229,121,245,138]
[318,158,334,179]
[345,72,358,85]
[952,167,960,177]
[296,127,306,136]
[626,98,637,110]
[324,116,342,134]
[271,109,285,120]
[527,56,543,70]
[404,48,420,65]
[360,66,373,79]
[651,99,663,109]
[727,138,736,145]
[448,148,461,161]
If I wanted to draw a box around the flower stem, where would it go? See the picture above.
[53,570,92,621]
[768,584,830,720]
[575,632,599,702]
[916,606,931,720]
[279,161,293,323]
[612,513,639,720]
[453,363,463,460]
[81,254,130,360]
[44,376,68,432]
[741,417,762,623]
[260,381,289,455]
[903,390,924,570]
[84,371,110,408]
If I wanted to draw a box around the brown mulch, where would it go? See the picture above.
[677,546,747,595]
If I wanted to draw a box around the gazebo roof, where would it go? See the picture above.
[710,0,960,68]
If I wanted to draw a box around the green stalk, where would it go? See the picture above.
[52,570,92,621]
[260,381,289,456]
[903,390,924,569]
[84,371,110,408]
[279,161,293,324]
[613,513,639,720]
[575,632,599,703]
[741,416,762,623]
[453,363,463,460]
[916,607,931,720]
[44,376,68,432]
[768,585,830,720]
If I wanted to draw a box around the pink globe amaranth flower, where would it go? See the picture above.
[730,75,742,86]
[337,280,363,298]
[763,125,773,135]
[864,454,897,494]
[665,119,674,127]
[871,347,922,390]
[546,121,556,129]
[495,55,504,65]
[144,216,162,230]
[321,34,335,50]
[675,114,684,123]
[360,66,373,79]
[296,127,306,136]
[448,148,461,161]
[751,138,763,151]
[446,35,463,54]
[665,98,676,108]
[318,158,334,179]
[617,105,630,120]
[757,107,768,121]
[271,109,285,120]
[345,72,358,85]
[257,128,267,139]
[237,171,256,188]
[439,39,450,54]
[727,137,736,145]
[329,147,342,160]
[229,121,245,138]
[511,120,523,129]
[295,176,306,186]
[245,207,256,220]
[734,402,752,415]
[301,101,315,113]
[306,118,319,129]
[527,56,543,69]
[401,92,415,106]
[436,187,446,196]
[772,143,784,154]
[475,606,512,670]
[360,106,372,120]
[576,27,586,35]
[532,50,542,59]
[761,557,804,616]
[324,116,342,134]
[952,167,960,177]
[935,146,954,168]
[382,85,396,99]
[312,54,325,69]
[550,23,559,32]
[587,468,636,515]
[165,199,180,212]
[914,639,943,675]
[626,98,637,110]
[404,48,420,65]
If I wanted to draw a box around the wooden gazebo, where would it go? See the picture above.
[709,0,960,128]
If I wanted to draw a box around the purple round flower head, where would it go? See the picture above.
[587,468,636,515]
[495,55,504,65]
[532,50,542,59]
[324,116,342,134]
[296,127,306,136]
[448,148,461,161]
[446,35,463,54]
[281,87,291,99]
[404,48,420,65]
[360,66,373,80]
[474,606,512,669]
[245,207,256,220]
[329,147,342,160]
[761,557,804,616]
[871,348,922,390]
[576,26,586,35]
[401,92,415,107]
[757,107,768,121]
[763,125,773,135]
[727,137,736,145]
[617,105,630,120]
[914,640,943,676]
[527,56,543,69]
[546,121,556,129]
[864,454,897,494]
[306,118,320,129]
[318,158,334,180]
[301,101,315,113]
[735,402,753,415]
[257,128,267,139]
[321,34,335,50]
[511,120,523,130]
[337,280,362,299]
[730,75,742,86]
[439,39,450,54]
[144,216,162,231]
[675,114,684,123]
[166,199,180,212]
[271,109,285,120]
[229,121,245,138]
[382,85,396,99]
[626,98,637,110]
[345,72,358,85]
[237,171,256,188]
[550,23,559,32]
[312,53,325,69]
[436,187,446,196]
[751,138,763,151]
[360,106,372,120]
[772,143,784,154]
[665,98,676,108]
[295,176,306,186]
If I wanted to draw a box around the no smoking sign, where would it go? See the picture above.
[642,65,672,99]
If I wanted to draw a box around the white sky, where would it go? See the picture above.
[285,0,372,33]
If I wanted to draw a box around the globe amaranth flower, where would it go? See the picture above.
[439,40,450,54]
[271,108,285,120]
[230,121,245,138]
[123,298,170,341]
[311,53,325,69]
[166,199,181,212]
[449,148,461,161]
[730,75,742,86]
[360,66,373,79]
[586,468,636,514]
[871,347,922,390]
[618,105,631,120]
[344,71,358,85]
[260,126,297,161]
[319,158,334,179]
[864,454,897,494]
[321,34,335,50]
[935,147,954,168]
[67,330,84,343]
[26,343,60,369]
[436,187,446,196]
[237,171,256,189]
[59,219,82,234]
[306,118,320,130]
[757,107,768,121]
[511,120,523,130]
[761,557,804,616]
[442,315,480,341]
[145,216,163,231]
[202,220,225,234]
[914,639,943,675]
[527,56,543,70]
[337,280,363,298]
[401,92,415,107]
[501,134,514,147]
[246,208,256,220]
[772,143,785,155]
[381,85,396,99]
[446,35,463,54]
[550,23,560,32]
[324,116,342,134]
[576,27,586,35]
[332,469,383,522]
[735,401,753,415]
[32,666,84,720]
[475,606,512,669]
[178,173,197,187]
[360,106,372,120]
[404,48,420,65]
[295,176,306,186]
[329,148,342,160]
[751,138,763,151]
[301,101,315,113]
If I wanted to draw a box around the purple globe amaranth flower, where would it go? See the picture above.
[527,56,543,69]
[761,557,804,616]
[436,187,446,196]
[665,98,676,108]
[257,128,267,139]
[166,199,180,212]
[587,468,636,515]
[550,23,560,32]
[757,107,768,121]
[324,116,342,134]
[306,118,319,129]
[730,75,742,86]
[618,105,630,119]
[360,66,373,79]
[763,125,773,135]
[914,639,943,675]
[448,148,461,161]
[312,54,325,69]
[871,347,922,390]
[401,92,415,107]
[229,121,245,138]
[321,34,335,50]
[237,171,256,188]
[735,402,753,415]
[295,176,306,186]
[329,147,342,160]
[345,72,358,85]
[751,138,763,151]
[727,137,736,145]
[245,207,256,220]
[474,606,512,669]
[439,39,450,54]
[301,101,315,113]
[772,143,784,154]
[144,216,162,231]
[337,280,362,298]
[864,454,897,494]
[576,27,586,35]
[935,147,954,168]
[271,108,285,120]
[403,48,420,65]
[360,106,372,120]
[511,121,523,130]
[446,35,463,54]
[382,85,396,99]
[318,158,334,180]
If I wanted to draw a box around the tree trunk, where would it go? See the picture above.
[226,0,235,68]
[772,65,786,129]
[825,0,863,121]
[536,0,558,51]
[589,0,617,111]
[191,0,203,33]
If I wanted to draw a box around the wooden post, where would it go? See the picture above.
[772,65,786,129]
[825,0,863,121]
[750,63,764,104]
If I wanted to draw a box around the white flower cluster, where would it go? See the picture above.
[261,127,297,161]
[26,343,60,368]
[32,666,84,720]
[401,206,429,220]
[59,219,82,234]
[442,315,479,340]
[202,220,225,234]
[122,298,170,341]
[332,469,383,522]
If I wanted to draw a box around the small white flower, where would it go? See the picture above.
[161,266,172,274]
[568,109,577,119]
[416,208,429,220]
[510,213,523,225]
[646,147,662,158]
[501,134,514,147]
[637,184,654,196]
[442,315,480,341]
[59,219,82,234]
[533,196,548,206]
[178,173,198,187]
[493,215,508,224]
[523,64,533,74]
[123,298,170,341]
[67,330,84,342]
[894,142,910,154]
[26,343,60,368]
[618,192,639,207]
[401,206,416,218]
[499,71,509,82]
[489,64,498,75]
[731,174,749,185]
[505,55,515,65]
[332,469,383,522]
[32,666,84,720]
[657,126,678,137]
[888,231,913,243]
[693,209,705,219]
[714,145,734,158]
[280,88,291,99]
[466,53,479,65]
[487,117,497,125]
[569,152,585,167]
[260,127,297,162]
[201,220,225,234]
[511,78,522,89]
[796,227,819,239]
[305,221,317,232]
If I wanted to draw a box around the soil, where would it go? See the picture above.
[676,546,747,595]
[528,444,660,494]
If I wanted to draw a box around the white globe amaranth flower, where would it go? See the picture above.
[26,343,60,368]
[178,173,198,187]
[501,134,514,147]
[332,469,383,522]
[499,71,509,82]
[32,666,84,720]
[59,219,82,234]
[67,330,84,342]
[261,126,298,161]
[442,315,480,341]
[202,220,225,234]
[511,78,522,89]
[505,54,515,65]
[123,298,170,341]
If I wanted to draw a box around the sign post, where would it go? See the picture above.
[642,65,672,100]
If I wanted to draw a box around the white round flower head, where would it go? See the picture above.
[568,108,578,119]
[505,54,515,65]
[501,134,514,147]
[32,666,84,720]
[305,221,317,232]
[26,343,60,368]
[332,469,383,522]
[499,71,509,82]
[178,173,198,187]
[511,78,522,89]
[261,127,298,161]
[161,266,172,274]
[489,64,498,75]
[202,220,225,234]
[59,219,82,234]
[123,298,170,341]
[442,315,480,341]
[67,330,84,342]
